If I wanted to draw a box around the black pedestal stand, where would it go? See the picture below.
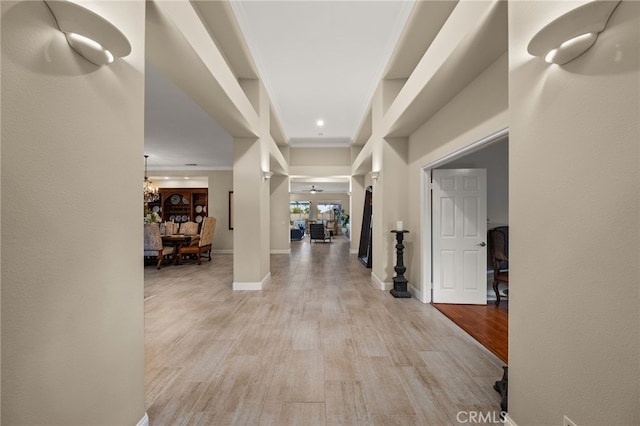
[390,230,411,298]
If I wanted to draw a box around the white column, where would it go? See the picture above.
[270,175,291,254]
[232,137,270,289]
[232,80,272,289]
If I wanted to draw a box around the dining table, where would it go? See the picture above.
[162,234,199,264]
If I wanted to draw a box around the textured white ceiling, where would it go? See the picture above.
[230,0,414,147]
[144,62,233,171]
[144,0,414,174]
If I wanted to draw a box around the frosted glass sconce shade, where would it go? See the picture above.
[45,0,131,66]
[527,0,621,65]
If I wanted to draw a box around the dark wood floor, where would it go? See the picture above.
[432,302,508,363]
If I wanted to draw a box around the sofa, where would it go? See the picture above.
[290,227,304,241]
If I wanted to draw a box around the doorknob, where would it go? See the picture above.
[476,242,487,247]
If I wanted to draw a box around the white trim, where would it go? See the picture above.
[420,161,432,303]
[233,272,271,291]
[136,413,149,426]
[503,414,518,426]
[213,249,233,254]
[270,249,291,254]
[419,127,508,305]
[349,248,359,255]
[408,283,425,303]
[371,272,392,291]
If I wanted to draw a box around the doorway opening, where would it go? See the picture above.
[420,128,508,361]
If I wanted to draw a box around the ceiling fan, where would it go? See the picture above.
[304,185,324,194]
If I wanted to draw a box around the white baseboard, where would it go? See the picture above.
[213,249,233,254]
[270,249,291,254]
[349,248,358,255]
[504,414,517,426]
[408,283,423,302]
[371,272,392,291]
[233,272,271,290]
[136,413,149,426]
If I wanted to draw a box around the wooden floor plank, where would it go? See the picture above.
[145,237,504,425]
[432,302,509,363]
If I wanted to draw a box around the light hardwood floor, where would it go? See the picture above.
[145,237,505,425]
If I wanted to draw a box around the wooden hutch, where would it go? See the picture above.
[147,188,208,230]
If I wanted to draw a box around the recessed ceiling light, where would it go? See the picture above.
[184,177,190,180]
[316,119,324,127]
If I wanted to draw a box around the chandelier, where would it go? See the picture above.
[143,155,160,203]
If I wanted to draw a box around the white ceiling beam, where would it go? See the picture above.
[382,0,508,138]
[191,1,259,80]
[146,0,260,138]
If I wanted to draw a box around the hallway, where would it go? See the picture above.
[144,237,504,425]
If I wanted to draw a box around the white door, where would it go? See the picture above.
[432,169,487,304]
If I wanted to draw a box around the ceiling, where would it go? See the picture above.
[144,0,416,191]
[230,0,414,148]
[145,61,233,171]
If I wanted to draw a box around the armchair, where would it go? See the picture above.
[160,221,178,236]
[488,226,509,305]
[178,217,216,264]
[310,223,331,243]
[326,220,338,236]
[290,226,304,241]
[179,221,199,235]
[144,223,174,269]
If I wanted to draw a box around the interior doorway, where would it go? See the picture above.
[421,128,509,359]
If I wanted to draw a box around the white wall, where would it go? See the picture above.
[270,175,291,252]
[207,171,234,251]
[289,147,351,166]
[1,1,146,424]
[509,1,639,424]
[1,2,3,417]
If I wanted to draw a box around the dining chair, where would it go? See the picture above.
[144,223,174,269]
[178,217,217,264]
[488,226,509,305]
[161,221,178,236]
[179,221,199,235]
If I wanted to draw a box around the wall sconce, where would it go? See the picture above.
[263,171,274,180]
[370,171,380,181]
[44,0,131,66]
[527,1,621,65]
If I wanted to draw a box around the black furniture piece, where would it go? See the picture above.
[290,227,304,241]
[310,223,331,243]
[390,230,411,298]
[488,226,509,305]
[358,186,373,268]
[494,366,508,413]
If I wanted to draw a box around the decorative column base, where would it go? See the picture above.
[390,286,411,299]
[390,230,411,299]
